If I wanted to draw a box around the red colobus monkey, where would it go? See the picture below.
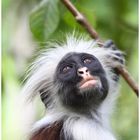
[22,35,124,140]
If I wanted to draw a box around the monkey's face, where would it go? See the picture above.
[54,52,108,110]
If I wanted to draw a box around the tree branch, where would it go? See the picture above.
[61,0,138,97]
[117,66,138,96]
[61,0,100,41]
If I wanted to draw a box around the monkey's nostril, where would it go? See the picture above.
[86,69,89,72]
[78,71,84,74]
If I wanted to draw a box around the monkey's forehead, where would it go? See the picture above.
[40,42,98,65]
[58,52,96,64]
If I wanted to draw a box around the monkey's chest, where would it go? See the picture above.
[63,118,116,140]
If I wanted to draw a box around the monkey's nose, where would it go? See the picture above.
[77,67,89,77]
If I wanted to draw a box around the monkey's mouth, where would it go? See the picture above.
[78,76,100,90]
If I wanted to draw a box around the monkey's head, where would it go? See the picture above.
[54,52,108,110]
[23,36,121,114]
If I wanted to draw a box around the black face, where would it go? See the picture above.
[54,52,108,111]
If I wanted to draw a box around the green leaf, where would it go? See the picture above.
[29,0,60,42]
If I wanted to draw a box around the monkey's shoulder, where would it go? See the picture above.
[30,121,64,140]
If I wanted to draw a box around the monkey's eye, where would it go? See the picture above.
[62,66,72,73]
[83,58,92,64]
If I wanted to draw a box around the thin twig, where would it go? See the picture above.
[61,0,139,97]
[61,0,100,41]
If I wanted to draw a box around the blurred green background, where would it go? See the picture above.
[2,0,138,140]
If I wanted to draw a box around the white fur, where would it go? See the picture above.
[22,35,123,140]
[64,117,116,140]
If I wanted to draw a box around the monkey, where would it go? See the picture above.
[22,35,125,140]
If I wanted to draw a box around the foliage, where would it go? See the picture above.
[2,0,138,140]
[30,0,59,43]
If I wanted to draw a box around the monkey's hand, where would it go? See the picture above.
[103,40,125,68]
[102,40,125,81]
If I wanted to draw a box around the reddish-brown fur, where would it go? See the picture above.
[30,121,63,140]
